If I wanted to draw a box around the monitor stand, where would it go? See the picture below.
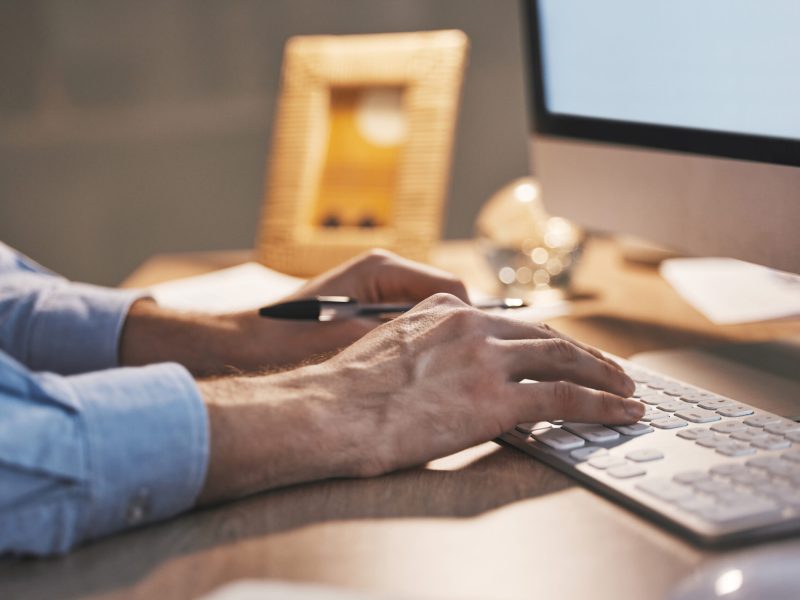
[630,336,800,420]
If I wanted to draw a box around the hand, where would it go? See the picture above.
[228,249,471,369]
[197,294,641,503]
[120,249,468,374]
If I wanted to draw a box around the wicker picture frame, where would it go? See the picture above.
[256,30,469,276]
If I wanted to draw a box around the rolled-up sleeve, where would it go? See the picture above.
[0,242,146,374]
[0,352,209,556]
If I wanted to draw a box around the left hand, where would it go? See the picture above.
[228,249,470,370]
[120,250,468,375]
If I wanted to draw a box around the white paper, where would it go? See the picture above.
[199,580,423,600]
[660,257,800,325]
[149,262,305,314]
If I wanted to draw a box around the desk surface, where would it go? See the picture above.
[3,238,799,600]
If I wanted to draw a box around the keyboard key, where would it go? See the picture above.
[716,442,757,457]
[570,446,608,461]
[764,420,800,435]
[717,491,772,509]
[677,427,713,440]
[562,422,620,443]
[640,393,667,406]
[711,421,748,434]
[533,428,585,451]
[697,500,780,526]
[664,384,694,397]
[681,391,715,404]
[626,448,664,462]
[754,480,796,499]
[645,378,668,390]
[717,404,755,418]
[744,414,782,428]
[607,464,647,479]
[677,495,716,512]
[611,423,654,437]
[697,434,729,449]
[774,490,800,508]
[731,429,770,443]
[710,463,749,477]
[673,470,710,485]
[731,470,771,486]
[651,417,688,429]
[747,456,785,470]
[698,398,736,411]
[751,435,791,451]
[657,400,687,412]
[627,369,650,383]
[763,460,800,479]
[636,479,692,501]
[515,422,539,434]
[675,409,721,424]
[695,479,736,495]
[641,408,664,422]
[589,455,627,470]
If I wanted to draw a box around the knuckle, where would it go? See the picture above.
[599,392,618,415]
[463,332,494,362]
[553,381,578,412]
[550,338,578,365]
[537,322,557,336]
[358,248,394,266]
[428,292,467,308]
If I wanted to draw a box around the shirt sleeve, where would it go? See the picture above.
[0,350,209,556]
[0,242,147,375]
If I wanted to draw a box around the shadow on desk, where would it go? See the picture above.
[0,443,571,600]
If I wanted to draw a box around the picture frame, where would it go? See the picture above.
[256,30,469,276]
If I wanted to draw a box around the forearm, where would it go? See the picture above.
[119,299,264,375]
[119,299,372,376]
[195,368,369,504]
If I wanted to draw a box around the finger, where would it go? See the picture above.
[509,380,645,425]
[487,314,626,373]
[365,251,470,303]
[498,338,635,397]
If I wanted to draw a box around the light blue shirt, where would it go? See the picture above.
[0,242,209,556]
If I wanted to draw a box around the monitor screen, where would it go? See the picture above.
[526,0,800,166]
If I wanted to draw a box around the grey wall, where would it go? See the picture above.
[0,0,530,285]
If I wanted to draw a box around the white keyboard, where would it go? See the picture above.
[500,358,800,545]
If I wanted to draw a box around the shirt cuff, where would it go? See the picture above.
[27,282,147,374]
[58,362,209,542]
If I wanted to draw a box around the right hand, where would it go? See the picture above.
[313,293,641,477]
[198,293,642,503]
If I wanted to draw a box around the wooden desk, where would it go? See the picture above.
[3,238,799,600]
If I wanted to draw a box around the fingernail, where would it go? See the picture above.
[624,399,645,420]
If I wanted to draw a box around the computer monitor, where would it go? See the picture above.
[523,0,800,274]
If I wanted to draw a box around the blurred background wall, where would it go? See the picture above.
[0,0,529,285]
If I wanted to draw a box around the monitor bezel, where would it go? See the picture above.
[523,0,800,168]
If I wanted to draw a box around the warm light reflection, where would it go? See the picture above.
[514,182,537,203]
[714,569,743,596]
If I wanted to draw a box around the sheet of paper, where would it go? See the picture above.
[149,262,305,314]
[660,257,800,325]
[199,580,427,600]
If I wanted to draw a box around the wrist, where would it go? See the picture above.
[120,300,254,375]
[196,366,370,503]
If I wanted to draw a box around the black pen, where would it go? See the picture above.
[258,295,526,321]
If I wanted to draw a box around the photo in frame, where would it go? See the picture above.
[256,30,469,276]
